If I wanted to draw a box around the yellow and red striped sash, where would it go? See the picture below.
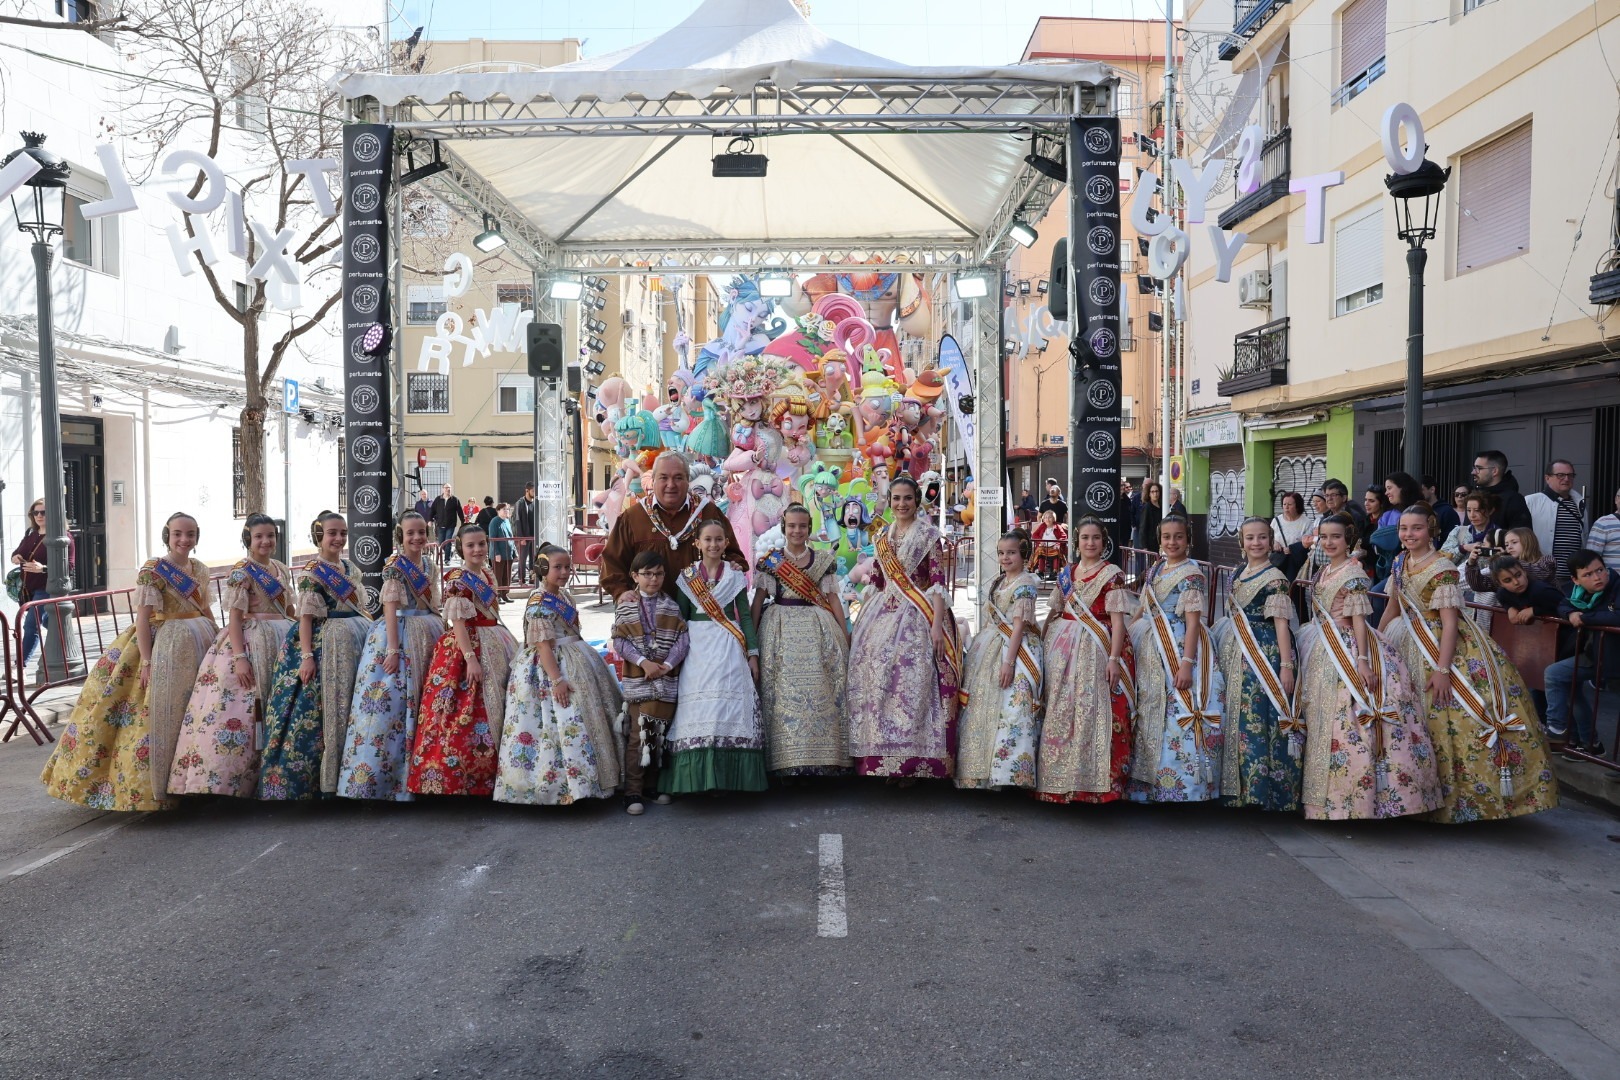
[1065,569,1136,712]
[682,565,748,654]
[876,529,962,695]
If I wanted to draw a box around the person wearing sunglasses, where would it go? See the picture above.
[1525,459,1587,588]
[10,499,76,673]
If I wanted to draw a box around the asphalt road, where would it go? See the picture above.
[1,733,1617,1080]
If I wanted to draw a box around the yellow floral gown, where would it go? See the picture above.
[40,557,216,811]
[1384,551,1558,823]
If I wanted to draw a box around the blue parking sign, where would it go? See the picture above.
[283,379,299,414]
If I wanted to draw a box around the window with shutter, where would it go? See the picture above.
[1457,123,1531,274]
[407,284,447,325]
[1333,203,1384,317]
[1336,0,1386,105]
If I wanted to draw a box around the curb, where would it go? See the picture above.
[1552,757,1620,815]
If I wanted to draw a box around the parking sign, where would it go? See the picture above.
[283,379,299,414]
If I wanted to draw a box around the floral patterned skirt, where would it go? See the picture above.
[39,625,170,812]
[408,620,517,796]
[1125,616,1226,803]
[847,594,955,778]
[258,616,369,802]
[759,604,850,774]
[495,637,623,805]
[955,627,1042,789]
[1214,619,1302,812]
[1035,619,1134,803]
[337,610,443,801]
[169,615,292,798]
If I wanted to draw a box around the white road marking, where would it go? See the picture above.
[3,815,141,881]
[817,832,848,939]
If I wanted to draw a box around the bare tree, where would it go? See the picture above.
[105,0,374,512]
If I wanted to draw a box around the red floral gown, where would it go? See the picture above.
[408,566,518,796]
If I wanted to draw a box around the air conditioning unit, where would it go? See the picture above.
[1238,270,1272,309]
[621,309,636,328]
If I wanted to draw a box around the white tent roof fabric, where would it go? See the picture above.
[335,0,1114,252]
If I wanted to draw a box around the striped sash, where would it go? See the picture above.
[759,549,842,620]
[875,529,962,696]
[988,603,1042,689]
[1065,569,1136,712]
[1141,579,1219,767]
[1226,587,1297,732]
[682,565,747,654]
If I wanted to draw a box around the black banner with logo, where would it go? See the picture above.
[340,123,393,608]
[1067,115,1126,560]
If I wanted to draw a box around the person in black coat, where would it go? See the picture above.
[429,484,465,560]
[475,496,498,532]
[1471,450,1532,531]
[512,484,538,583]
[1138,480,1164,552]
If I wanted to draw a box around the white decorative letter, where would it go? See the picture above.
[285,158,340,218]
[1235,125,1263,195]
[161,149,228,214]
[1171,157,1227,225]
[1208,226,1248,283]
[265,276,302,312]
[225,190,248,258]
[165,221,219,276]
[1381,102,1425,175]
[443,252,475,297]
[0,153,42,203]
[1148,227,1190,279]
[1130,171,1169,237]
[247,221,299,283]
[1288,171,1346,244]
[80,144,138,219]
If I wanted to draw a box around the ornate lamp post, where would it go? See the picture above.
[3,133,84,680]
[1384,155,1451,480]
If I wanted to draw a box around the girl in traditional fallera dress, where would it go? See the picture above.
[258,513,371,801]
[409,525,518,797]
[1379,503,1559,823]
[169,515,293,798]
[665,518,768,794]
[1036,516,1136,803]
[751,505,850,779]
[41,513,215,811]
[496,546,623,806]
[337,512,443,801]
[1295,513,1441,819]
[1212,518,1302,811]
[1127,515,1225,803]
[611,550,689,813]
[846,475,963,782]
[956,532,1043,789]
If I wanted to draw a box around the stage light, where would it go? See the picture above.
[956,394,975,415]
[1024,135,1066,183]
[1017,280,1031,296]
[1008,218,1038,248]
[586,318,607,334]
[759,273,793,298]
[955,273,991,299]
[548,275,584,301]
[1036,279,1049,295]
[586,276,609,291]
[360,322,391,356]
[400,142,449,186]
[713,135,768,178]
[473,214,505,253]
[590,294,606,311]
[584,358,606,376]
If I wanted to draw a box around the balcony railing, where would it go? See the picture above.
[1217,317,1289,397]
[1218,127,1290,231]
[1218,0,1291,61]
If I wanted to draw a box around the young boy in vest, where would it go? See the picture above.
[610,549,690,814]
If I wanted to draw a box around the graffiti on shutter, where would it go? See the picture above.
[1271,436,1327,518]
[1207,444,1247,571]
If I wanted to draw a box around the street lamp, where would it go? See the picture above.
[1384,154,1451,479]
[2,132,83,680]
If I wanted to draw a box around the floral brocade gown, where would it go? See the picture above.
[338,554,444,801]
[495,591,622,805]
[1384,552,1558,823]
[956,572,1042,789]
[756,548,851,776]
[40,557,215,812]
[408,567,517,797]
[846,520,960,778]
[1127,559,1225,803]
[257,558,370,801]
[1037,562,1136,803]
[1212,566,1302,811]
[169,559,294,798]
[1294,560,1442,820]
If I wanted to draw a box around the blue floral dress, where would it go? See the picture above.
[258,558,369,801]
[1127,559,1226,803]
[1213,565,1302,811]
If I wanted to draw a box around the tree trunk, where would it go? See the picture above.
[241,316,267,513]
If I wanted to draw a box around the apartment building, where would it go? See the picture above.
[1007,17,1176,496]
[1183,0,1620,562]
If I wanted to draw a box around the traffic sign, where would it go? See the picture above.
[283,379,299,414]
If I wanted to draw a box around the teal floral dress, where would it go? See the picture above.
[258,558,370,801]
[1213,566,1302,811]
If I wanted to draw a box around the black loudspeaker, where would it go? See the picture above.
[566,364,582,394]
[527,322,563,379]
[1048,237,1069,320]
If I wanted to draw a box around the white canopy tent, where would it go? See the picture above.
[334,0,1119,609]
